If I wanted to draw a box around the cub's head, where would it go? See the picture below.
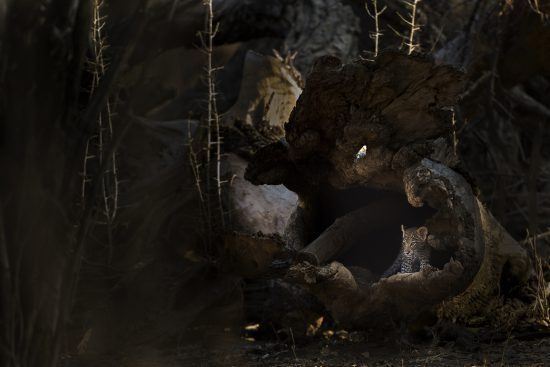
[401,225,428,252]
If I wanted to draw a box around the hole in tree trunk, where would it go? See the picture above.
[313,186,436,275]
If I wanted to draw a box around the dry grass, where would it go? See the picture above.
[527,233,550,323]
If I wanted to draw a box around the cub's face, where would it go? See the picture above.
[402,226,428,253]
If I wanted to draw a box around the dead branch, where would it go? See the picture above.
[508,85,550,118]
[365,0,387,58]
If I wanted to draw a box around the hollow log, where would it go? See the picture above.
[246,52,532,328]
[286,180,532,327]
[297,197,429,266]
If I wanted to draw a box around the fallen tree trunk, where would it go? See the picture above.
[245,52,532,329]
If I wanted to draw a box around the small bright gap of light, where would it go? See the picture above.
[244,323,260,331]
[355,145,367,161]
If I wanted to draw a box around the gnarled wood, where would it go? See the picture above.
[245,52,532,329]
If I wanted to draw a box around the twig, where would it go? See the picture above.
[527,122,544,235]
[394,0,422,55]
[187,118,209,248]
[55,1,150,359]
[508,85,550,119]
[289,327,297,361]
[451,108,458,159]
[86,0,120,264]
[169,0,180,21]
[459,71,491,100]
[195,0,225,256]
[521,229,550,245]
[365,0,387,58]
[458,0,483,66]
[528,0,548,20]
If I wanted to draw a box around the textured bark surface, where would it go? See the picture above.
[284,159,531,329]
[225,153,298,237]
[225,51,302,133]
[112,0,360,74]
[220,53,301,275]
[245,52,532,328]
[246,52,465,192]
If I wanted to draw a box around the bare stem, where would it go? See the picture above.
[191,0,225,258]
[365,0,386,58]
[393,0,421,55]
[202,0,225,232]
[84,0,120,263]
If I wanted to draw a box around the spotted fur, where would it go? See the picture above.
[382,226,431,278]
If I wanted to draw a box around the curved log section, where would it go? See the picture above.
[245,52,531,328]
[246,51,465,192]
[286,159,530,327]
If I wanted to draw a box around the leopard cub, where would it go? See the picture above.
[382,225,432,278]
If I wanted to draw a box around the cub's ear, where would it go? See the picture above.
[416,226,428,240]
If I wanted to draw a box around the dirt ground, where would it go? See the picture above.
[178,335,550,367]
[66,327,550,367]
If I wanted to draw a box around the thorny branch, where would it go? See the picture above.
[392,0,422,55]
[192,0,226,257]
[83,0,120,263]
[365,0,387,58]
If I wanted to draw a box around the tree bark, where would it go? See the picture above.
[246,52,531,328]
